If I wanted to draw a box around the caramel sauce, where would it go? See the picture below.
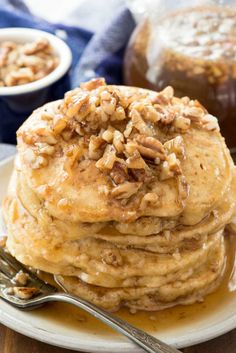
[34,233,236,336]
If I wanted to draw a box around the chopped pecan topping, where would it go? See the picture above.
[184,106,204,122]
[160,153,182,180]
[110,162,128,184]
[96,145,124,170]
[80,77,106,91]
[135,135,166,161]
[65,92,90,119]
[130,168,153,182]
[174,116,191,131]
[102,126,114,143]
[88,136,105,160]
[101,90,117,115]
[23,149,48,169]
[111,182,142,199]
[22,78,219,203]
[53,114,67,134]
[160,110,176,125]
[113,130,124,153]
[130,109,154,136]
[201,114,219,131]
[124,120,133,138]
[151,86,174,105]
[140,193,159,210]
[126,150,147,169]
[164,136,185,159]
[35,142,55,156]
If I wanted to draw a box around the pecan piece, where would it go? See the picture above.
[135,135,165,161]
[53,114,67,134]
[201,114,219,131]
[88,136,105,160]
[164,136,185,159]
[140,193,159,210]
[35,142,55,156]
[151,86,174,105]
[160,153,182,180]
[102,126,114,143]
[130,168,153,182]
[111,182,142,199]
[174,116,191,131]
[12,287,39,300]
[101,91,117,115]
[113,130,124,153]
[126,150,147,169]
[184,106,204,122]
[24,38,49,55]
[96,144,124,170]
[65,92,90,119]
[80,77,106,91]
[160,110,175,125]
[130,109,154,136]
[110,162,128,184]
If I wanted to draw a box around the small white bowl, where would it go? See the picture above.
[0,27,72,96]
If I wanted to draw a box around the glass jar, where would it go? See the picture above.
[124,2,236,147]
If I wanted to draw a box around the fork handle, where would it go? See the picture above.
[39,292,182,353]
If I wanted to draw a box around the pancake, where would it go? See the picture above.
[2,78,236,312]
[16,84,233,224]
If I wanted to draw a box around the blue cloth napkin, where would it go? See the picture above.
[0,0,135,143]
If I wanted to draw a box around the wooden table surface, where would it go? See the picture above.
[0,324,235,353]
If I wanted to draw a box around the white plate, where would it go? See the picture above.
[0,156,236,352]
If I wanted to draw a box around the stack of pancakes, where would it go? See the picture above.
[2,78,236,311]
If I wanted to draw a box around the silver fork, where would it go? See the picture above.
[0,247,182,353]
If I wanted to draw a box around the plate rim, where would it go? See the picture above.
[0,155,236,352]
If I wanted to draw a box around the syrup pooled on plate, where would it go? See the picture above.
[34,233,236,336]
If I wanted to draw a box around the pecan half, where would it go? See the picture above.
[135,135,165,161]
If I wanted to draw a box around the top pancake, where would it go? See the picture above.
[16,79,234,224]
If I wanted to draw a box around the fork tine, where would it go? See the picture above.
[0,271,12,285]
[0,248,57,293]
[0,248,24,273]
[0,259,16,278]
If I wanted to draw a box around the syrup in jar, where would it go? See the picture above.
[124,6,236,147]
